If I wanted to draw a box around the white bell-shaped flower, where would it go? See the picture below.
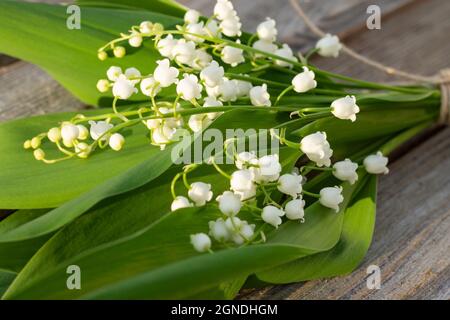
[185,22,207,43]
[300,132,333,167]
[106,66,122,81]
[234,79,253,97]
[285,198,306,221]
[319,186,344,212]
[156,34,178,59]
[139,21,153,34]
[203,96,223,120]
[331,95,360,122]
[177,74,203,101]
[257,18,277,42]
[216,191,242,216]
[250,84,271,107]
[109,133,125,151]
[275,44,297,67]
[112,75,137,100]
[172,39,196,65]
[364,151,389,175]
[184,9,200,24]
[190,233,211,253]
[218,78,238,102]
[191,49,213,70]
[224,217,255,245]
[188,114,211,132]
[235,151,257,170]
[171,196,193,211]
[89,120,114,141]
[151,124,177,149]
[220,16,242,37]
[214,0,236,20]
[205,20,221,38]
[333,159,359,184]
[188,182,213,206]
[124,67,141,85]
[230,169,257,200]
[255,154,281,182]
[316,34,343,58]
[128,31,143,48]
[262,205,285,228]
[221,43,245,67]
[200,61,224,88]
[140,77,161,97]
[292,67,317,93]
[252,39,278,56]
[76,125,89,140]
[47,127,61,143]
[277,173,303,198]
[153,59,179,87]
[208,218,230,242]
[61,123,79,142]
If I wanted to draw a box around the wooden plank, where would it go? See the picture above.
[241,128,450,300]
[0,62,84,122]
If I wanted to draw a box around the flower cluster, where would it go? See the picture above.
[23,0,352,163]
[172,131,389,253]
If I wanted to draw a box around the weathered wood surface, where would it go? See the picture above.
[0,0,449,299]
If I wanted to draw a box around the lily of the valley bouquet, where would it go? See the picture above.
[0,0,443,299]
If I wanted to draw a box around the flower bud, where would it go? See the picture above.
[76,125,89,140]
[75,142,91,158]
[262,205,285,228]
[171,196,193,211]
[30,137,41,149]
[277,173,303,198]
[128,32,143,48]
[96,79,110,93]
[109,133,125,151]
[216,191,242,216]
[188,182,213,206]
[319,186,344,212]
[113,46,126,58]
[184,9,200,24]
[292,67,317,93]
[300,132,333,167]
[285,198,306,221]
[316,34,342,58]
[257,18,277,42]
[33,148,45,161]
[331,95,360,122]
[47,127,61,143]
[364,151,389,175]
[139,21,153,34]
[97,51,108,61]
[250,84,271,107]
[333,159,358,184]
[61,123,79,142]
[23,140,32,149]
[190,233,211,253]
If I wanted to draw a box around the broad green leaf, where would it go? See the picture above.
[256,175,377,283]
[0,110,166,209]
[0,1,182,106]
[2,145,299,299]
[0,270,16,297]
[0,210,52,272]
[77,0,187,17]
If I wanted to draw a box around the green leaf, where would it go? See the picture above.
[0,110,168,209]
[76,0,187,17]
[0,270,16,297]
[255,175,377,283]
[0,1,182,106]
[0,210,52,272]
[3,170,360,299]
